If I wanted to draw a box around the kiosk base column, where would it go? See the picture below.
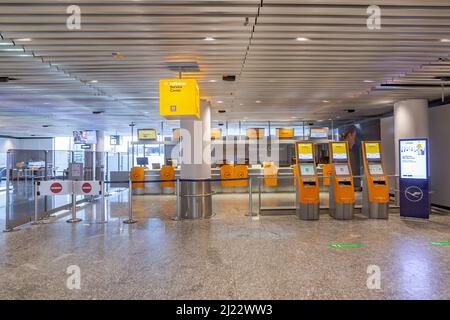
[331,203,354,220]
[297,203,319,220]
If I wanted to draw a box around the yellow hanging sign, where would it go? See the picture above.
[211,128,222,140]
[276,128,294,139]
[159,79,200,119]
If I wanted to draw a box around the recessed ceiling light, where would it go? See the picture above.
[296,37,310,41]
[440,39,450,43]
[144,111,150,114]
[322,100,329,103]
[204,37,215,41]
[336,116,341,119]
[363,80,374,83]
[90,80,98,83]
[291,116,298,119]
[209,80,217,83]
[217,100,223,104]
[255,100,261,103]
[15,38,32,42]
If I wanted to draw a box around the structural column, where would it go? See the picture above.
[95,130,106,181]
[393,99,429,205]
[180,102,211,179]
[179,101,212,219]
[393,99,429,176]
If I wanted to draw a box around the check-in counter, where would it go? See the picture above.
[110,166,298,194]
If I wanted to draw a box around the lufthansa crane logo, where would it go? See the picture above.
[405,186,424,202]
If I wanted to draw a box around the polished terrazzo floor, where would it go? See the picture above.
[0,192,449,300]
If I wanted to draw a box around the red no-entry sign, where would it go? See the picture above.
[81,182,92,194]
[50,182,63,194]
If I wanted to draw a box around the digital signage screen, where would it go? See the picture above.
[73,130,97,145]
[138,129,157,141]
[297,143,314,161]
[332,142,348,161]
[400,139,428,180]
[364,142,381,160]
[110,135,121,146]
[309,127,328,139]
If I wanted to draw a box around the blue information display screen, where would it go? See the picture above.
[400,139,427,179]
[399,138,429,220]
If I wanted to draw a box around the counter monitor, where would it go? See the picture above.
[138,129,157,141]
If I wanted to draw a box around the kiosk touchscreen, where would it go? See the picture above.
[294,142,320,220]
[361,141,389,219]
[329,141,355,220]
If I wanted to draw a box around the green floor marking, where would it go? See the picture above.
[328,243,363,248]
[430,241,450,246]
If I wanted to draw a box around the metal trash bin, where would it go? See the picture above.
[179,180,212,219]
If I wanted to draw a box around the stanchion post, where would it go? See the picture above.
[31,181,40,225]
[67,182,82,223]
[258,176,262,217]
[98,181,107,223]
[176,178,181,220]
[123,179,137,224]
[248,177,253,218]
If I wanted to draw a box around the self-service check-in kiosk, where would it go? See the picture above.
[295,142,320,220]
[361,141,389,219]
[329,141,355,220]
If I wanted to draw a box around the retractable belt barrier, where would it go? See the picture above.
[34,180,105,225]
[102,177,252,223]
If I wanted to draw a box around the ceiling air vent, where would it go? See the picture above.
[222,75,236,82]
[166,62,200,73]
[0,77,17,82]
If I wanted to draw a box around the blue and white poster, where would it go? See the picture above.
[399,139,430,219]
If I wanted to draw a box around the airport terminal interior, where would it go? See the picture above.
[1,0,450,300]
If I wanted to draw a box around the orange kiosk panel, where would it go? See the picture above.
[234,165,248,187]
[130,167,145,189]
[329,141,355,220]
[220,164,234,187]
[322,164,332,186]
[263,162,278,187]
[292,165,298,186]
[160,165,175,188]
[295,142,320,220]
[361,141,389,219]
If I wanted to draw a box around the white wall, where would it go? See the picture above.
[382,104,450,207]
[429,104,450,207]
[0,137,53,153]
[0,137,17,153]
[380,117,396,196]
